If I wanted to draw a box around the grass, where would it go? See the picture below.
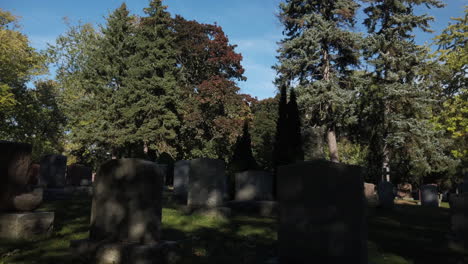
[0,193,466,264]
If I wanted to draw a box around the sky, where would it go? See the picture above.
[1,0,466,99]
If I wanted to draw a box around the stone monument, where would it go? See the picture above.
[420,184,439,207]
[173,160,190,201]
[187,158,226,208]
[40,154,67,188]
[67,164,92,186]
[70,158,177,264]
[377,181,395,209]
[235,170,273,201]
[277,160,367,264]
[0,141,54,240]
[449,193,468,249]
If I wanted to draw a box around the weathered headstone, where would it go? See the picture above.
[449,193,468,249]
[40,154,67,188]
[71,159,177,263]
[156,164,168,186]
[0,141,54,240]
[67,164,92,186]
[420,184,439,207]
[397,183,412,199]
[377,181,395,209]
[27,163,40,186]
[235,170,273,201]
[173,160,190,200]
[187,158,226,208]
[277,160,367,264]
[364,182,378,207]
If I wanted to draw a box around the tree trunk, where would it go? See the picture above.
[327,129,339,163]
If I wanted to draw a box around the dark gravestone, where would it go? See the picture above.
[420,184,439,207]
[235,170,273,201]
[40,154,67,188]
[377,181,395,209]
[277,160,367,264]
[67,164,92,186]
[156,164,168,186]
[90,159,163,243]
[173,160,190,200]
[187,158,226,208]
[27,163,40,186]
[449,193,468,248]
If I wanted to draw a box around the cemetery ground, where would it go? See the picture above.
[0,192,466,264]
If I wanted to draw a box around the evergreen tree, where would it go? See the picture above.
[126,0,180,157]
[287,89,304,161]
[275,0,362,163]
[273,84,290,168]
[230,121,258,172]
[362,0,455,183]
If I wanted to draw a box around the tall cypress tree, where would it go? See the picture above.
[126,0,180,157]
[273,84,290,168]
[230,121,258,172]
[275,0,362,163]
[287,89,304,161]
[362,0,454,183]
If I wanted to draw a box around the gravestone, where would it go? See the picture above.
[67,164,92,186]
[40,154,67,188]
[364,183,378,207]
[0,141,54,240]
[173,160,190,200]
[187,158,226,208]
[156,164,168,186]
[420,184,439,207]
[377,181,395,209]
[27,163,40,186]
[449,193,468,248]
[277,160,367,264]
[235,170,273,201]
[302,126,325,160]
[461,175,468,194]
[71,159,178,263]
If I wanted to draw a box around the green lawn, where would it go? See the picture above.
[0,195,466,264]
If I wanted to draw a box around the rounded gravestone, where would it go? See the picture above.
[377,181,395,209]
[90,159,164,244]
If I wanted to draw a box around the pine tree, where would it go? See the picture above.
[275,0,362,163]
[126,0,180,157]
[287,89,304,161]
[362,0,454,183]
[273,84,290,168]
[230,121,258,172]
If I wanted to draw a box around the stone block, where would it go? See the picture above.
[277,160,367,264]
[90,159,164,244]
[157,164,168,185]
[225,200,277,217]
[0,211,54,240]
[67,164,92,186]
[377,181,395,209]
[235,170,273,201]
[27,163,40,186]
[420,184,439,207]
[40,154,67,188]
[173,160,190,200]
[187,158,226,208]
[449,193,468,247]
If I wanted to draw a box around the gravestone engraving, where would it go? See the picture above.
[187,158,226,208]
[277,160,367,264]
[173,160,190,200]
[40,154,67,188]
[377,181,395,209]
[420,184,439,207]
[67,164,92,186]
[235,170,273,201]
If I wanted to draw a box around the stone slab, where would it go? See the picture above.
[277,160,367,264]
[420,184,439,207]
[377,181,395,209]
[235,170,273,201]
[70,239,180,264]
[40,154,67,188]
[224,200,277,217]
[449,193,468,248]
[67,164,92,186]
[173,160,190,201]
[0,211,54,240]
[187,158,226,208]
[90,159,164,244]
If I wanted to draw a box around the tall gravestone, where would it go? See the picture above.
[71,159,176,263]
[377,181,395,209]
[173,160,190,200]
[67,164,92,186]
[449,193,468,249]
[0,141,54,240]
[277,160,367,264]
[40,154,67,188]
[187,158,226,208]
[420,184,439,207]
[235,170,273,201]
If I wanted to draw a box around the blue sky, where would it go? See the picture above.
[1,0,466,99]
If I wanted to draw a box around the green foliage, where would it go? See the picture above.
[251,97,278,171]
[273,85,290,168]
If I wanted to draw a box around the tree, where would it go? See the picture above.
[230,121,258,172]
[362,0,455,183]
[287,89,304,161]
[275,0,362,163]
[251,97,278,171]
[273,84,290,168]
[173,16,251,161]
